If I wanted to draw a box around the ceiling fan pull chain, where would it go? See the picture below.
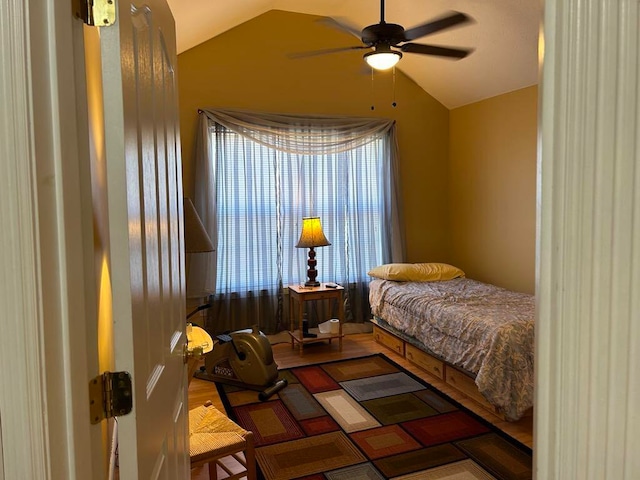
[371,68,376,110]
[392,67,397,107]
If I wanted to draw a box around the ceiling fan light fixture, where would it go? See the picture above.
[364,49,402,70]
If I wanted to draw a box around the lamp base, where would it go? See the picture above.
[303,247,322,287]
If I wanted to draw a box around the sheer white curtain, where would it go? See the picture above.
[189,109,404,333]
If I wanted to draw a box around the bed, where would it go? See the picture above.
[368,265,534,421]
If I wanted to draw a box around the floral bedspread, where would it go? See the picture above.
[369,278,534,420]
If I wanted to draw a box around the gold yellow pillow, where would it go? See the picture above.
[367,263,465,282]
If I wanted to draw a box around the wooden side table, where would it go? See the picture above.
[287,283,345,355]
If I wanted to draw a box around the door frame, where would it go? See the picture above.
[535,0,640,477]
[3,0,639,479]
[0,0,98,478]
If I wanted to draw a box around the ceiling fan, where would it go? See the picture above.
[292,0,474,71]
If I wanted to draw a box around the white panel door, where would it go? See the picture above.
[100,0,189,478]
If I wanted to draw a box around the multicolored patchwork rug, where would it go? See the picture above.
[215,354,532,480]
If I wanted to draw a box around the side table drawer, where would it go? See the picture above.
[405,344,445,380]
[373,325,405,356]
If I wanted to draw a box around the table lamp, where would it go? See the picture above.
[295,216,331,287]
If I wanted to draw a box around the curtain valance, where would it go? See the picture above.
[198,108,396,155]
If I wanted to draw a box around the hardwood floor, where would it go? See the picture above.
[188,332,533,479]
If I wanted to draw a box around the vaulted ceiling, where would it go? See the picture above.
[166,0,541,108]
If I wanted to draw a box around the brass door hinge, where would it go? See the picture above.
[89,371,132,424]
[73,0,116,27]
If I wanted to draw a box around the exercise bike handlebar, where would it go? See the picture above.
[186,302,212,320]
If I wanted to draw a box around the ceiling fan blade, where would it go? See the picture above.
[288,45,369,59]
[316,16,363,39]
[403,11,472,41]
[400,43,472,59]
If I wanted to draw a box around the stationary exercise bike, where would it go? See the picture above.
[188,304,288,401]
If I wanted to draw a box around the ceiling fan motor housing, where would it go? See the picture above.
[361,23,406,46]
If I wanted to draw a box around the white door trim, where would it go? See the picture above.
[1,0,52,476]
[536,0,640,478]
[0,0,97,478]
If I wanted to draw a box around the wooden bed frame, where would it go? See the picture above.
[371,317,532,421]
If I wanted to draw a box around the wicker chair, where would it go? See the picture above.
[189,401,257,480]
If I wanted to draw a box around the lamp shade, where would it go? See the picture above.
[184,197,214,253]
[295,217,331,248]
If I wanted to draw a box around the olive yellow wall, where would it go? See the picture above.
[83,26,115,475]
[178,10,451,262]
[177,10,539,291]
[449,86,538,294]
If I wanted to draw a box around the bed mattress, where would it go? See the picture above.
[369,277,534,420]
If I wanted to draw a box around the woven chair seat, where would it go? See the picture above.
[189,402,256,480]
[189,404,249,436]
[190,432,247,463]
